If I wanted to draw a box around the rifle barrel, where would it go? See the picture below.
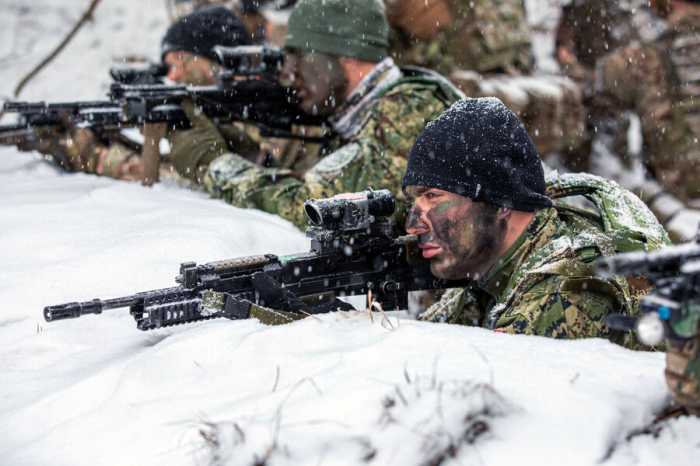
[44,296,140,322]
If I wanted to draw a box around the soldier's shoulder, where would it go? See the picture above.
[365,78,452,122]
[381,77,450,100]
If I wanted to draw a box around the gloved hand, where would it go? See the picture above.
[665,335,700,415]
[251,272,355,315]
[17,127,105,173]
[70,128,106,173]
[169,98,228,181]
[99,143,143,181]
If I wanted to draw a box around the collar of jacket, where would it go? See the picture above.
[476,207,560,301]
[329,56,402,140]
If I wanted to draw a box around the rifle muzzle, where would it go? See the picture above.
[44,299,103,322]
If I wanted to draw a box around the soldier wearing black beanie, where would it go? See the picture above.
[401,97,552,281]
[402,97,551,211]
[161,6,253,63]
[402,96,664,348]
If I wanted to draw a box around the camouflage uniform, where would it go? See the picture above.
[557,0,700,200]
[451,72,587,156]
[385,0,585,159]
[91,119,260,183]
[201,58,463,230]
[420,173,671,346]
[385,0,532,75]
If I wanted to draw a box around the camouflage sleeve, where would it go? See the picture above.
[201,83,450,230]
[419,287,486,326]
[494,278,621,340]
[100,142,140,180]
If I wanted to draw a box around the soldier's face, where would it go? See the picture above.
[283,49,348,115]
[164,51,218,85]
[404,186,507,280]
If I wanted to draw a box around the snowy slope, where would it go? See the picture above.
[0,1,699,465]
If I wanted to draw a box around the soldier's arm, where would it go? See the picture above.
[200,84,449,230]
[493,279,625,342]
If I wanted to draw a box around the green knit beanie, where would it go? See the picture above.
[285,0,389,63]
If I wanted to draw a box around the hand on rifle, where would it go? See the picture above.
[18,126,106,173]
[169,98,228,182]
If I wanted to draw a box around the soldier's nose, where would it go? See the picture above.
[406,207,429,234]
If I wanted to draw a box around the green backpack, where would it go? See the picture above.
[545,171,670,253]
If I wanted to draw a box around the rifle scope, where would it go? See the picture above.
[304,188,395,231]
[213,45,283,75]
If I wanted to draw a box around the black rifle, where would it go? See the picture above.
[0,100,144,169]
[2,46,325,182]
[3,46,321,137]
[44,188,469,331]
[107,46,323,135]
[595,236,700,346]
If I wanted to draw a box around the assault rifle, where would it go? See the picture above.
[1,46,325,184]
[44,188,469,331]
[595,236,700,346]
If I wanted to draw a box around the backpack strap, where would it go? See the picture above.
[396,65,466,102]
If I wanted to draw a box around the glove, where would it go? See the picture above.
[169,98,228,181]
[99,143,143,181]
[251,272,355,315]
[16,127,76,170]
[70,128,105,173]
[665,335,700,415]
[17,127,105,173]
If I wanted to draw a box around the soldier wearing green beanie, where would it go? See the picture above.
[186,0,464,231]
[284,0,389,63]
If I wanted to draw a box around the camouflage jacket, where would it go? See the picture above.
[386,0,533,75]
[202,58,463,231]
[590,7,700,199]
[421,173,671,346]
[94,119,260,182]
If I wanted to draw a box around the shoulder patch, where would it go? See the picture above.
[312,143,362,174]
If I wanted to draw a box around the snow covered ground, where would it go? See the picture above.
[1,1,699,465]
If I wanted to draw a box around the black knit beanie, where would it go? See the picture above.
[402,98,552,212]
[161,6,253,62]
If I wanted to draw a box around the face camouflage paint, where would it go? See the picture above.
[286,51,348,116]
[405,186,507,280]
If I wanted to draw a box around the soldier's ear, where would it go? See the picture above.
[497,207,511,219]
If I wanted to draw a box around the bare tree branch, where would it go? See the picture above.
[12,0,104,99]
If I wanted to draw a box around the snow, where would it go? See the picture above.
[524,0,562,74]
[1,1,699,465]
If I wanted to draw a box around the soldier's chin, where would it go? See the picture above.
[429,262,455,280]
